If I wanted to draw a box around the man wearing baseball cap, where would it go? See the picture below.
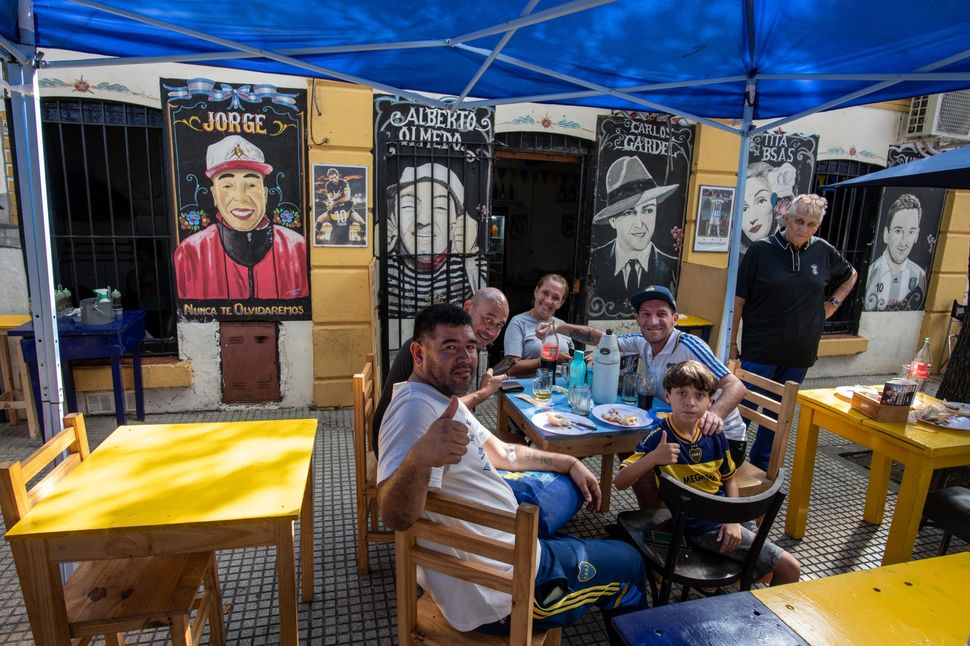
[174,135,308,300]
[590,156,680,301]
[538,285,749,487]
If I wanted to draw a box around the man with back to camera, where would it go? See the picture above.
[377,303,645,643]
[372,287,511,453]
[537,286,749,503]
[174,134,308,300]
[590,155,679,296]
[865,193,926,311]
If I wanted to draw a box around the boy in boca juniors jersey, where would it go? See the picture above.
[615,360,800,586]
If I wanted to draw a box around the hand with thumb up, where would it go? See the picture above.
[649,430,681,466]
[414,396,470,468]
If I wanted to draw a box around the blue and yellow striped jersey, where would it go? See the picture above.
[620,416,736,534]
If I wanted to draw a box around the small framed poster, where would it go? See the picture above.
[693,185,735,253]
[312,164,368,247]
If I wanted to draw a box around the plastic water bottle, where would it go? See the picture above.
[567,350,586,402]
[591,330,620,405]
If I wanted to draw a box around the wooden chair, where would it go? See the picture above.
[395,491,562,645]
[354,353,392,574]
[0,413,225,646]
[617,471,787,606]
[729,360,800,496]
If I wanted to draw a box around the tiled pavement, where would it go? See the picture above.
[0,374,964,644]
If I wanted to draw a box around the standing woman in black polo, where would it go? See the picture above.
[730,193,858,471]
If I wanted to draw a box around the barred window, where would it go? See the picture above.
[42,98,176,354]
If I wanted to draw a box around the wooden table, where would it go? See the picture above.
[675,313,714,342]
[9,310,146,433]
[4,419,318,645]
[785,388,970,565]
[497,379,666,512]
[0,314,35,436]
[753,552,970,645]
[613,552,970,645]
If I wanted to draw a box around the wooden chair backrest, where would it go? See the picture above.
[395,491,541,645]
[353,354,377,462]
[729,361,799,480]
[0,413,89,531]
[658,469,787,596]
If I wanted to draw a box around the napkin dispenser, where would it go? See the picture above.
[850,389,909,423]
[80,297,114,325]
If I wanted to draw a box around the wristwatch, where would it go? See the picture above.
[828,297,842,307]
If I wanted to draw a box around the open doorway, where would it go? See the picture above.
[487,149,583,362]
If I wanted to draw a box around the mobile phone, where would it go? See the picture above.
[499,381,525,392]
[492,356,518,376]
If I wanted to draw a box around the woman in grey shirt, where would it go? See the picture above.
[503,273,574,377]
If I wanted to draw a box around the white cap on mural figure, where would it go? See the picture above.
[397,162,464,206]
[205,135,274,179]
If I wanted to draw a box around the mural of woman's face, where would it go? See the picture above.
[396,179,456,257]
[743,175,773,243]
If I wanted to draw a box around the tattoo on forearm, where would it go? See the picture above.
[573,329,597,344]
[523,448,556,468]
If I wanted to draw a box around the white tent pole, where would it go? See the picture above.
[7,23,64,440]
[717,79,755,363]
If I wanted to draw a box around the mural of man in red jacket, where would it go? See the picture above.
[174,135,308,300]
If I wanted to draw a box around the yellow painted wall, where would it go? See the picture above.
[919,189,969,371]
[307,80,377,406]
[677,124,740,350]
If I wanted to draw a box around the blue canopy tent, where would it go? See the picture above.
[3,0,970,436]
[832,144,970,190]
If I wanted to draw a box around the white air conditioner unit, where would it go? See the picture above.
[906,91,970,141]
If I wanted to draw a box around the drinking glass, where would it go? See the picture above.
[570,384,593,416]
[532,368,554,402]
[637,374,657,411]
[621,372,639,404]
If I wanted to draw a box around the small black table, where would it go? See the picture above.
[10,310,145,432]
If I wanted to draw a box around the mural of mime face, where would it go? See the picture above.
[395,179,457,257]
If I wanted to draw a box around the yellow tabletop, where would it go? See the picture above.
[0,314,30,331]
[754,553,970,645]
[6,419,318,540]
[801,388,970,455]
[675,313,713,328]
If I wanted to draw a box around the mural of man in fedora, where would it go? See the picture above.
[591,155,679,298]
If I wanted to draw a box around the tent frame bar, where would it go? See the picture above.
[71,0,448,108]
[455,0,540,107]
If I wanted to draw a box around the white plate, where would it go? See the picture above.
[918,413,970,430]
[591,404,651,428]
[531,411,595,435]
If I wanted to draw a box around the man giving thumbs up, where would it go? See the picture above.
[378,304,646,641]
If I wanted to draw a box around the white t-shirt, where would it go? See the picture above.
[377,381,540,631]
[617,329,748,441]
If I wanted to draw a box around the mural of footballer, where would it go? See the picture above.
[314,167,366,246]
[865,193,927,311]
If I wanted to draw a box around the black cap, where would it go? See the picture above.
[630,285,677,312]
